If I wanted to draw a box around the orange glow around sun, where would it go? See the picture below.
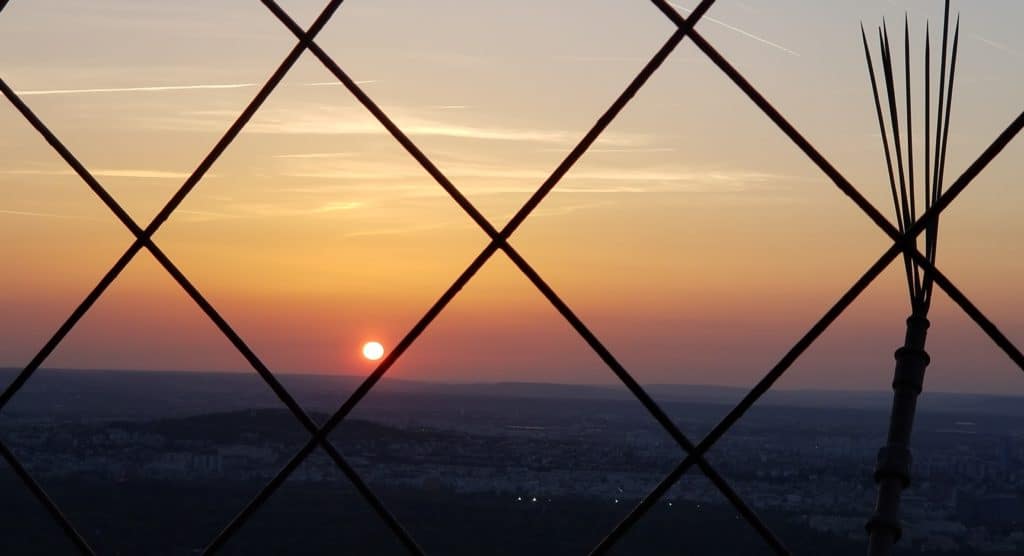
[362,341,385,361]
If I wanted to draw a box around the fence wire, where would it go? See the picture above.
[1,1,1022,554]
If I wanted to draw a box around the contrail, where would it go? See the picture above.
[14,80,378,97]
[15,83,259,96]
[970,33,1022,58]
[0,209,80,219]
[669,2,801,57]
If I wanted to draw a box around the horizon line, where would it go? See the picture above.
[2,366,1022,399]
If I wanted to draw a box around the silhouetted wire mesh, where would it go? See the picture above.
[0,0,1022,554]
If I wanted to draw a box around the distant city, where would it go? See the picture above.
[2,368,1023,555]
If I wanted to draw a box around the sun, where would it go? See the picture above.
[361,341,385,361]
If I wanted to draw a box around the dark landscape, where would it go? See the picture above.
[3,369,1023,554]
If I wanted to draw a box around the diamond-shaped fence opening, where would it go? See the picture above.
[508,38,899,427]
[0,455,87,553]
[308,0,678,224]
[756,264,907,544]
[222,447,413,555]
[0,118,129,373]
[152,50,492,407]
[607,465,788,555]
[1,410,312,555]
[337,254,685,555]
[0,0,297,224]
[2,0,1023,555]
[919,135,1024,393]
[0,259,316,554]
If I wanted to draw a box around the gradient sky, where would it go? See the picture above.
[2,0,1023,397]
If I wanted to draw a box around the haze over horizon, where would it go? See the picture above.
[9,366,1024,402]
[3,0,1024,396]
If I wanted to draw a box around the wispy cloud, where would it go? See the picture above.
[271,152,359,160]
[669,2,800,57]
[13,80,377,97]
[275,155,787,199]
[171,163,788,225]
[310,201,365,213]
[302,80,379,88]
[0,208,83,219]
[3,168,192,179]
[554,55,646,63]
[341,219,471,239]
[970,33,1022,58]
[280,156,782,187]
[270,165,452,182]
[539,146,677,154]
[340,201,617,239]
[14,83,258,97]
[95,169,192,179]
[522,200,617,221]
[588,147,677,154]
[247,110,574,143]
[175,200,367,222]
[171,209,242,223]
[228,105,650,147]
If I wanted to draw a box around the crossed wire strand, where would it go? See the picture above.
[254,3,1024,553]
[591,2,1024,552]
[2,0,764,553]
[0,0,1022,555]
[210,0,795,553]
[0,1,429,553]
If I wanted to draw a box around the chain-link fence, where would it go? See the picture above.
[2,1,1022,554]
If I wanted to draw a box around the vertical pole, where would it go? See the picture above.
[866,314,930,555]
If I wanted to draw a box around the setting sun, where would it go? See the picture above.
[362,341,385,361]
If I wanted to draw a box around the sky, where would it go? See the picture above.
[1,0,1023,397]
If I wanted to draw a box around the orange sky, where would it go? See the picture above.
[2,0,1023,395]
